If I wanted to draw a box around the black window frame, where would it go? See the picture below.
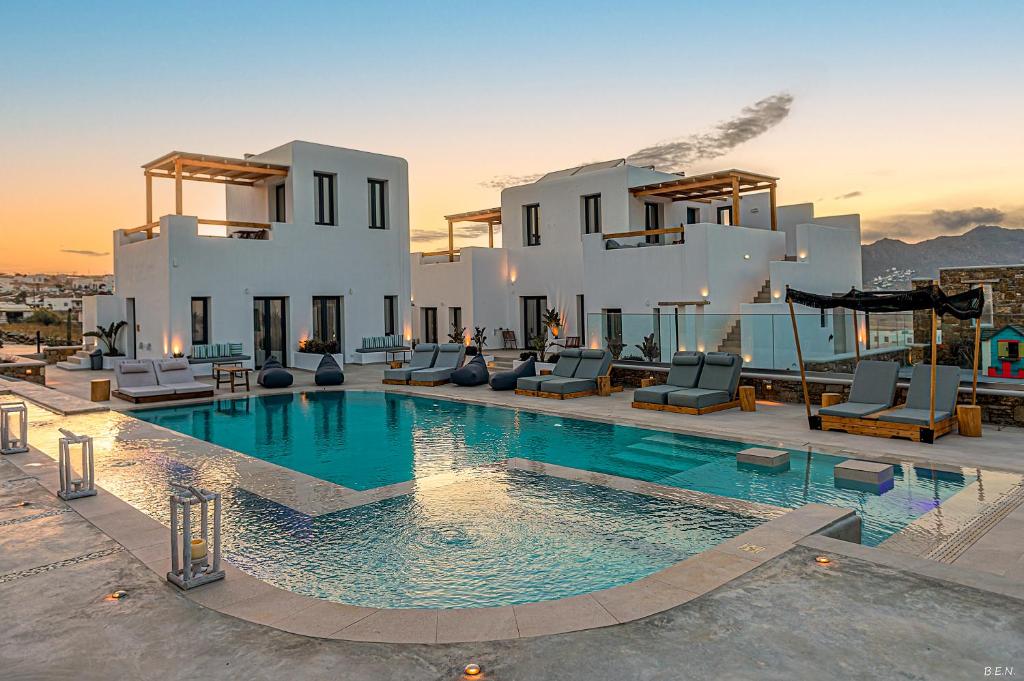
[716,205,733,226]
[644,202,661,244]
[368,179,387,229]
[582,194,601,234]
[524,204,541,246]
[191,297,210,345]
[384,295,398,336]
[273,183,287,223]
[686,206,701,224]
[312,296,342,348]
[314,172,336,226]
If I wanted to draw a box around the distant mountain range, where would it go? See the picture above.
[862,225,1024,289]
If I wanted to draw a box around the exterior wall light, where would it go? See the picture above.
[743,254,751,260]
[773,291,781,300]
[700,288,709,297]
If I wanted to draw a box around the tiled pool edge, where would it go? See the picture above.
[5,444,856,643]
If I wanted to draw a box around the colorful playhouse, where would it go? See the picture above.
[987,324,1024,379]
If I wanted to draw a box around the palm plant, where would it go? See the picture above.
[472,326,487,350]
[84,321,127,356]
[447,322,467,345]
[529,333,550,362]
[542,307,565,340]
[605,335,625,360]
[634,333,661,362]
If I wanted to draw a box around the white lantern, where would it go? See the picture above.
[0,402,28,455]
[57,428,96,500]
[168,484,224,590]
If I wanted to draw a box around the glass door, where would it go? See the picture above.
[254,297,287,368]
[522,296,547,347]
[422,307,438,344]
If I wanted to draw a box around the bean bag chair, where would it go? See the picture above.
[490,357,535,391]
[257,357,294,389]
[314,354,344,386]
[451,355,489,387]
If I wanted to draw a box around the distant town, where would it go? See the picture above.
[0,272,113,347]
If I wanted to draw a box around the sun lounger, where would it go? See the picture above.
[153,358,215,396]
[632,351,704,408]
[516,349,581,392]
[409,343,465,386]
[516,349,613,399]
[383,343,439,384]
[877,364,960,428]
[113,359,213,403]
[663,352,743,414]
[819,360,899,419]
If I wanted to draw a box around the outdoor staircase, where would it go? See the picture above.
[716,279,771,354]
[56,349,93,371]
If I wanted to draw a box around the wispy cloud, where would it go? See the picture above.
[834,191,862,200]
[862,206,1023,241]
[480,92,794,190]
[411,223,502,244]
[626,93,794,169]
[60,248,109,257]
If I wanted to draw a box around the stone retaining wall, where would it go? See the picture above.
[0,357,46,385]
[42,345,82,365]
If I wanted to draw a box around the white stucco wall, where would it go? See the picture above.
[111,141,411,367]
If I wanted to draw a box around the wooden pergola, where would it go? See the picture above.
[127,152,290,238]
[428,207,502,261]
[630,169,779,231]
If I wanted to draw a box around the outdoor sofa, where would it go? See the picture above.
[635,352,742,415]
[818,360,900,419]
[515,349,581,392]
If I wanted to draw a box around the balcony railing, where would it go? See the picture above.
[123,218,273,240]
[602,226,685,242]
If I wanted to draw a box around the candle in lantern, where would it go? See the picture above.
[191,538,208,560]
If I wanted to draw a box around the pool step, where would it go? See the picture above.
[627,441,721,466]
[640,433,740,458]
[609,449,708,476]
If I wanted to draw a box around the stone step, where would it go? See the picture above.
[73,350,92,359]
[56,360,91,371]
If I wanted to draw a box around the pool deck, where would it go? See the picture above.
[2,362,1024,676]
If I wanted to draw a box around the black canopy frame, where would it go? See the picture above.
[784,285,985,440]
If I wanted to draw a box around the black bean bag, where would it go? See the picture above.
[451,355,489,387]
[314,354,344,386]
[257,357,294,389]
[490,357,535,391]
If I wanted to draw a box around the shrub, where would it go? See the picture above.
[299,338,339,354]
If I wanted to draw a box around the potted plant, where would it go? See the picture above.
[84,321,127,369]
[634,333,661,363]
[294,337,345,372]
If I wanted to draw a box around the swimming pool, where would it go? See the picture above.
[125,391,970,608]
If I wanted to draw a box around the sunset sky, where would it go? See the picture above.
[2,1,1022,275]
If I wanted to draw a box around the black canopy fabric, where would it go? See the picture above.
[785,284,984,321]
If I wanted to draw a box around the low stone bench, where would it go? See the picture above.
[835,459,894,494]
[737,447,790,473]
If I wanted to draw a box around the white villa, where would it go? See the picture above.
[83,141,411,370]
[410,161,862,369]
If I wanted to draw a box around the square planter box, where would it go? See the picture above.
[293,352,345,372]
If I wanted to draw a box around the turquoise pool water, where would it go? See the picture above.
[123,391,971,608]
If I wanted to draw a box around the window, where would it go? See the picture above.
[273,183,286,222]
[716,205,733,226]
[191,297,209,345]
[368,179,387,229]
[522,297,546,344]
[384,295,398,336]
[524,204,540,246]
[686,207,701,224]
[644,202,661,244]
[314,172,336,226]
[582,194,601,234]
[312,296,342,352]
[998,339,1020,361]
[576,294,585,342]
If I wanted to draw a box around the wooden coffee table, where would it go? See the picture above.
[213,365,251,393]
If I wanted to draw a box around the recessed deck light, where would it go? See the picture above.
[814,555,832,565]
[105,590,129,601]
[463,663,481,676]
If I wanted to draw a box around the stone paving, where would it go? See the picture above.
[2,362,1024,677]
